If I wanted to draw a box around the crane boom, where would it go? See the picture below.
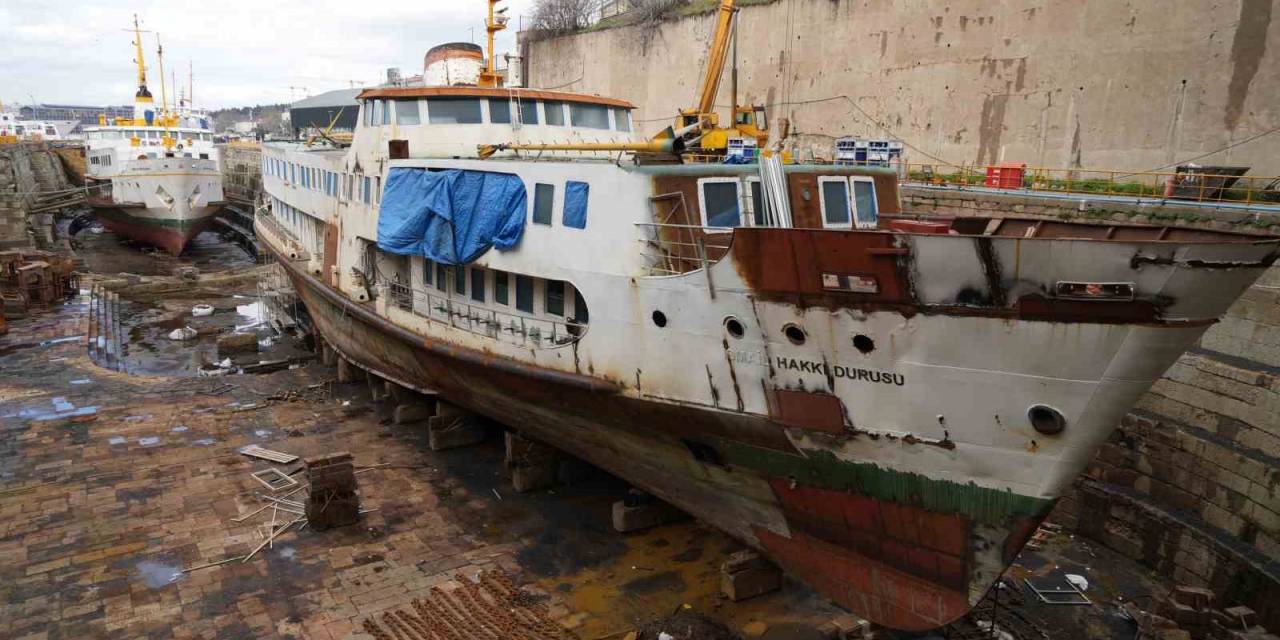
[695,0,737,115]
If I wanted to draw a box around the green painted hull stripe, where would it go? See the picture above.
[721,442,1054,527]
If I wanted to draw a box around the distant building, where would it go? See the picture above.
[289,89,363,133]
[232,121,257,135]
[19,104,133,125]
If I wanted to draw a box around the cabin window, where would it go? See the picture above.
[544,101,566,126]
[819,177,852,229]
[428,98,482,124]
[533,183,554,226]
[545,281,565,317]
[573,289,589,324]
[395,100,421,125]
[519,100,539,125]
[570,103,610,129]
[494,271,509,305]
[748,178,765,226]
[488,99,512,124]
[362,102,371,126]
[423,258,433,286]
[515,275,534,312]
[454,265,467,297]
[614,108,631,132]
[851,177,879,229]
[436,262,447,292]
[563,181,589,229]
[470,268,486,302]
[363,176,372,204]
[698,178,743,230]
[372,100,383,127]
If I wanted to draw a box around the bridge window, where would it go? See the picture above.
[697,177,742,230]
[614,108,631,132]
[423,258,433,286]
[570,103,609,129]
[748,178,765,226]
[453,265,467,297]
[851,177,879,229]
[544,101,566,126]
[489,99,512,124]
[435,262,447,292]
[371,100,383,127]
[395,100,421,125]
[819,177,852,229]
[428,98,482,124]
[520,100,539,125]
[533,183,554,226]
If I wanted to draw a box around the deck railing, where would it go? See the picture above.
[636,222,734,276]
[383,281,586,349]
[254,208,310,261]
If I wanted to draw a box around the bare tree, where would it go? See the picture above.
[630,0,689,26]
[529,0,601,37]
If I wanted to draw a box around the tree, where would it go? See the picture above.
[529,0,600,37]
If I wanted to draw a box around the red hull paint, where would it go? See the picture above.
[93,211,215,256]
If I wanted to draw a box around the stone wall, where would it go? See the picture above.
[900,185,1280,629]
[523,0,1280,174]
[0,146,39,250]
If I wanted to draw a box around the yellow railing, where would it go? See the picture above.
[899,162,1280,207]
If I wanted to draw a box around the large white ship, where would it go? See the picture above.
[257,1,1277,631]
[83,17,223,255]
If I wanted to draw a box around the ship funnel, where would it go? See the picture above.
[423,43,484,87]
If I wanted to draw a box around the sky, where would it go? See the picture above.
[0,0,537,110]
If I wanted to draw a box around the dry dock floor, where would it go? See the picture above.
[0,295,843,640]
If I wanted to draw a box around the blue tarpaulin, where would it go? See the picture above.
[563,181,589,229]
[377,167,527,265]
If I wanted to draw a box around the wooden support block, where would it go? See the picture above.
[507,432,559,493]
[319,341,337,366]
[393,402,434,425]
[217,332,258,357]
[427,403,486,450]
[337,357,365,383]
[720,550,781,602]
[367,373,387,402]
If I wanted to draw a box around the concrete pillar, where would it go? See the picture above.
[612,490,686,533]
[427,402,487,451]
[720,551,781,602]
[506,431,559,493]
[337,357,365,383]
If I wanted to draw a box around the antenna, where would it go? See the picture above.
[188,60,194,109]
[156,35,169,124]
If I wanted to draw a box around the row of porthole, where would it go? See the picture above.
[650,310,877,354]
[650,308,1069,437]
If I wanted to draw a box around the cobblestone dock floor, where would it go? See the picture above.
[0,297,841,640]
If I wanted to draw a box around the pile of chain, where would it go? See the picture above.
[361,570,574,640]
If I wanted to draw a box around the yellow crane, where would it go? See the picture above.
[676,0,768,154]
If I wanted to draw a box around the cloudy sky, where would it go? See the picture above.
[0,0,537,109]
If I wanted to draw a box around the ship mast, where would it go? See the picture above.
[129,15,154,126]
[478,0,508,88]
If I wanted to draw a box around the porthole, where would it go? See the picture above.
[724,316,745,339]
[853,334,875,354]
[783,323,806,345]
[652,310,667,328]
[1028,405,1066,435]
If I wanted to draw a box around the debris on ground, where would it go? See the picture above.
[635,608,742,640]
[361,570,575,640]
[167,325,197,340]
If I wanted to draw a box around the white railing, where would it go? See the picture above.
[635,222,734,277]
[255,208,310,261]
[384,281,586,349]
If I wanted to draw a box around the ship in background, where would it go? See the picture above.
[256,0,1279,631]
[83,16,223,255]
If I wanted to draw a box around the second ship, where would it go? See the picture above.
[84,17,223,255]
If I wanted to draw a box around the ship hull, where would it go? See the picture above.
[268,242,1056,631]
[88,156,223,255]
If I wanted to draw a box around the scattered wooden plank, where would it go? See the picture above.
[230,503,272,523]
[239,445,298,464]
[182,556,245,573]
[250,468,299,492]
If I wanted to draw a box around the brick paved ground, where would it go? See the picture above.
[0,299,840,640]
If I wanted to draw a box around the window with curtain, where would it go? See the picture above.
[396,100,421,125]
[427,98,482,124]
[699,179,742,229]
[570,103,609,129]
[563,181,589,229]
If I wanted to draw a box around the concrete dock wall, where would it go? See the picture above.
[523,0,1280,175]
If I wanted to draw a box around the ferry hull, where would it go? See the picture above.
[88,156,223,255]
[267,242,1053,631]
[92,205,219,255]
